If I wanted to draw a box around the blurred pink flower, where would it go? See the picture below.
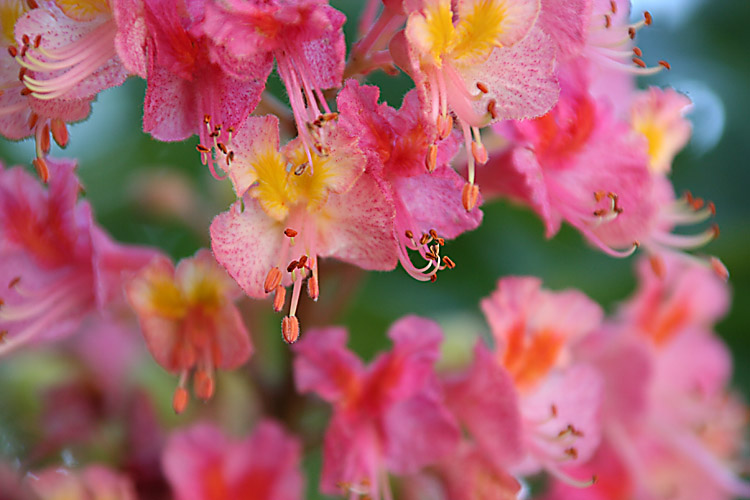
[293,316,460,500]
[162,420,303,500]
[125,249,252,413]
[26,465,137,500]
[0,158,158,356]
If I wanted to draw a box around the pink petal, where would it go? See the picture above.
[226,115,280,197]
[292,326,364,403]
[112,0,149,77]
[538,0,593,60]
[210,196,286,298]
[383,393,460,473]
[458,27,560,124]
[444,342,524,468]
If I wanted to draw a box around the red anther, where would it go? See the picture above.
[425,144,438,172]
[649,255,665,279]
[633,240,641,248]
[20,45,27,57]
[429,229,439,239]
[684,190,694,204]
[0,330,6,343]
[273,285,286,312]
[471,141,488,165]
[476,82,489,94]
[8,277,20,289]
[21,34,30,46]
[633,47,643,57]
[204,114,211,124]
[217,142,228,154]
[708,201,716,216]
[307,275,319,301]
[294,163,307,175]
[282,316,300,344]
[33,35,41,48]
[632,57,647,68]
[404,230,414,239]
[710,257,729,282]
[462,183,479,211]
[227,151,235,163]
[658,60,671,70]
[442,256,455,269]
[33,157,48,183]
[628,27,636,39]
[27,113,38,130]
[50,119,68,148]
[196,144,210,153]
[7,46,17,57]
[430,274,437,283]
[564,447,579,459]
[284,228,298,238]
[40,123,50,154]
[593,209,607,217]
[610,0,617,13]
[692,197,704,210]
[570,425,584,437]
[425,251,437,261]
[644,11,653,25]
[419,233,430,246]
[437,114,453,140]
[172,387,189,414]
[435,237,445,246]
[264,267,282,293]
[604,14,611,28]
[487,99,498,119]
[194,370,215,400]
[551,404,558,417]
[711,224,720,239]
[214,124,222,132]
[18,67,26,81]
[227,126,234,134]
[287,260,299,273]
[594,191,606,202]
[26,0,38,7]
[20,87,31,96]
[297,255,308,269]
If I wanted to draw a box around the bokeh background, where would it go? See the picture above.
[0,0,748,497]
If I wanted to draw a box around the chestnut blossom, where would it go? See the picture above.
[125,249,252,413]
[0,157,158,356]
[337,80,481,281]
[390,0,559,208]
[293,317,460,500]
[210,115,397,341]
[162,421,303,500]
[25,465,137,500]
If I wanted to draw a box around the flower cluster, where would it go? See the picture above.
[0,0,746,499]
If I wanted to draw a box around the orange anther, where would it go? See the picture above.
[425,144,438,172]
[633,47,643,57]
[172,387,189,414]
[476,82,489,94]
[462,183,479,211]
[307,275,319,301]
[282,316,300,344]
[632,57,646,68]
[658,60,671,70]
[284,228,298,238]
[8,46,17,57]
[644,11,652,25]
[286,260,299,273]
[471,141,488,165]
[194,370,214,401]
[32,157,48,183]
[264,267,282,293]
[196,144,210,153]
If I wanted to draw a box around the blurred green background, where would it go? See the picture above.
[0,0,748,496]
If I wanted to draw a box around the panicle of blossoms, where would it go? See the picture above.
[480,276,604,487]
[200,0,346,167]
[293,317,460,500]
[0,0,133,181]
[546,255,750,500]
[125,249,253,414]
[162,420,303,500]
[0,157,158,357]
[210,114,397,342]
[389,0,560,210]
[337,80,482,282]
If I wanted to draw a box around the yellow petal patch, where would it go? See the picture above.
[54,0,110,21]
[408,0,455,66]
[451,0,508,63]
[250,148,294,221]
[0,0,28,45]
[147,275,187,320]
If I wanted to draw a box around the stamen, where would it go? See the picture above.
[307,275,319,301]
[284,228,298,238]
[644,11,653,26]
[649,254,666,278]
[32,157,48,183]
[50,119,67,148]
[659,60,671,70]
[710,257,729,281]
[264,267,282,293]
[476,82,489,94]
[425,144,438,173]
[273,285,286,312]
[282,315,300,344]
[172,387,189,414]
[462,182,479,211]
[193,368,215,401]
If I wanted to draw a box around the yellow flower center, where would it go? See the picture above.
[54,0,110,21]
[0,0,27,45]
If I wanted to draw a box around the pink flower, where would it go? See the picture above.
[210,115,397,340]
[125,249,252,413]
[139,0,268,151]
[201,0,346,164]
[389,0,559,207]
[25,465,137,500]
[0,157,158,356]
[162,421,303,500]
[293,316,460,499]
[481,276,604,484]
[337,80,481,281]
